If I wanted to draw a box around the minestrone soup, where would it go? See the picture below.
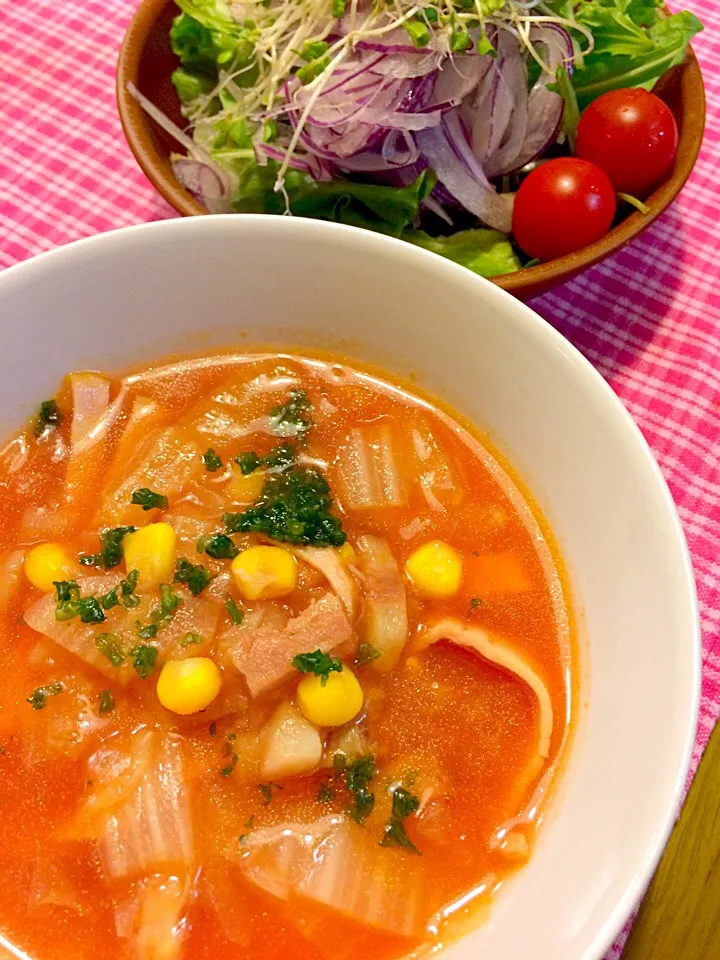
[0,353,574,960]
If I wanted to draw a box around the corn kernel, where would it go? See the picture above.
[406,540,463,598]
[231,545,297,601]
[156,657,222,715]
[227,465,266,504]
[337,542,357,565]
[122,522,177,587]
[24,542,75,592]
[296,666,364,727]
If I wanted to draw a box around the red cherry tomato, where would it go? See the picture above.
[512,158,616,262]
[575,88,678,197]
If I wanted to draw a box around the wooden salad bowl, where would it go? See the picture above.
[117,0,706,301]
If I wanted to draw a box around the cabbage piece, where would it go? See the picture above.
[78,730,195,960]
[355,535,408,672]
[96,427,202,527]
[225,591,353,697]
[412,618,554,771]
[23,578,219,681]
[406,413,464,510]
[240,815,423,938]
[183,365,301,442]
[24,574,137,683]
[83,729,193,879]
[334,423,405,510]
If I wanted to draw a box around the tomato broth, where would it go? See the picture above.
[0,353,573,960]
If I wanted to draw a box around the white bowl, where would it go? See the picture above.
[0,216,700,960]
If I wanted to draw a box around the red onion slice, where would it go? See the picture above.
[171,157,234,212]
[417,110,514,233]
[486,24,573,178]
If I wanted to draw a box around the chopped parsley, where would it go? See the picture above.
[174,557,212,596]
[26,683,62,710]
[131,487,169,511]
[79,526,136,569]
[129,644,158,679]
[380,787,421,853]
[357,642,381,665]
[202,448,223,472]
[98,569,140,611]
[151,583,183,627]
[179,632,203,647]
[268,389,313,442]
[34,399,62,437]
[235,451,263,475]
[225,597,244,625]
[95,632,126,667]
[136,622,158,640]
[98,689,115,715]
[239,815,255,843]
[197,533,240,560]
[334,753,376,823]
[292,649,343,687]
[220,732,238,776]
[235,441,296,475]
[53,581,106,624]
[470,597,483,611]
[223,466,346,547]
[258,781,283,805]
[317,783,336,803]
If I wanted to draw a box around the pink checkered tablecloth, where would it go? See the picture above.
[1,1,719,956]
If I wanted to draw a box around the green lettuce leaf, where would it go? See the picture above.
[231,162,436,237]
[545,1,702,107]
[403,229,521,278]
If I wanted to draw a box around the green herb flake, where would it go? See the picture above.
[268,389,313,442]
[198,533,240,560]
[380,786,421,853]
[143,583,183,633]
[95,632,127,668]
[53,580,106,624]
[34,399,62,437]
[317,783,336,803]
[98,689,115,715]
[202,448,224,472]
[136,622,158,640]
[258,781,283,805]
[292,649,343,686]
[235,451,263,475]
[80,526,136,569]
[238,814,256,843]
[131,488,169,511]
[470,597,483,611]
[129,644,158,679]
[220,732,239,776]
[179,632,204,648]
[357,642,381,665]
[27,682,62,710]
[225,597,244,625]
[174,557,212,596]
[223,465,346,547]
[339,753,376,823]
